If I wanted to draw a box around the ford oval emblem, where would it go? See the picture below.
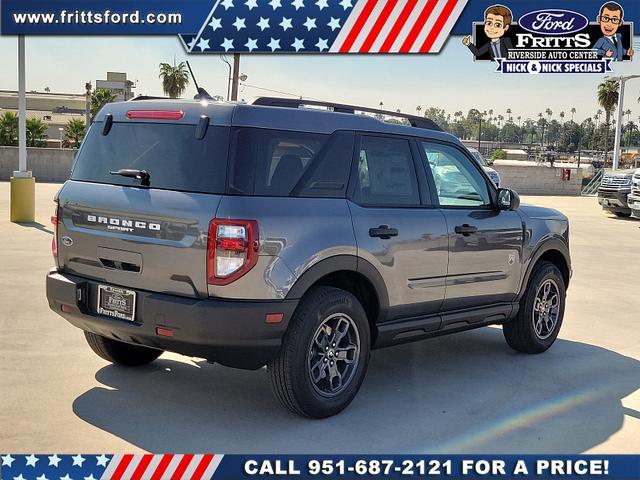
[518,9,589,36]
[61,236,74,247]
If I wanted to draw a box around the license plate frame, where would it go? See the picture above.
[97,285,136,322]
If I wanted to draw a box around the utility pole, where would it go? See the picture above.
[477,117,482,152]
[605,74,640,170]
[231,53,240,101]
[85,81,92,126]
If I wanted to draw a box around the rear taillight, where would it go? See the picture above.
[207,220,259,285]
[51,200,59,260]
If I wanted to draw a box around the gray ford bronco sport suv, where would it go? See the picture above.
[46,97,571,418]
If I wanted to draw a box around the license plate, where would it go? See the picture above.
[97,285,136,321]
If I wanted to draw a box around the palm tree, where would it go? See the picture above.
[26,118,48,147]
[90,88,117,120]
[416,105,422,116]
[159,61,190,98]
[379,101,384,109]
[0,111,19,146]
[597,79,620,165]
[63,118,86,148]
[595,109,603,127]
[624,109,632,124]
[506,108,512,122]
[570,107,576,121]
[546,108,553,123]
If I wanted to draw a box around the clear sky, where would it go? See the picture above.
[0,34,639,123]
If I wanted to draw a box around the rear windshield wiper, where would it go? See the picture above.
[110,169,151,186]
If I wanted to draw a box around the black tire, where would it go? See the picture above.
[268,286,371,418]
[503,261,566,354]
[84,331,163,366]
[615,211,631,218]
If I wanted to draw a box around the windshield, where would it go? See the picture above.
[71,122,229,194]
[469,150,487,166]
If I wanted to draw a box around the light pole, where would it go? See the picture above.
[58,127,64,149]
[10,35,35,223]
[605,74,640,170]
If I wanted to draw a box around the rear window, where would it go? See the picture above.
[228,128,354,198]
[71,122,229,194]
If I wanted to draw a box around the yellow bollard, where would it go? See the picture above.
[10,176,36,223]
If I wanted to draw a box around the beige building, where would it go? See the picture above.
[0,72,134,147]
[96,72,135,101]
[0,90,86,147]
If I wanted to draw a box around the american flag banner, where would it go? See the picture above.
[0,454,224,480]
[179,0,468,54]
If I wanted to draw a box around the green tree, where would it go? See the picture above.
[597,79,620,164]
[26,118,48,147]
[159,61,190,98]
[0,112,19,146]
[90,88,117,120]
[492,149,507,160]
[63,118,86,148]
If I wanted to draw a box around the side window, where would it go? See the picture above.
[229,128,352,198]
[351,136,420,206]
[421,142,491,207]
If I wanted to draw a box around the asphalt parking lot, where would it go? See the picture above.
[1,182,638,454]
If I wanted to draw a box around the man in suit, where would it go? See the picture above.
[463,5,513,61]
[593,2,634,61]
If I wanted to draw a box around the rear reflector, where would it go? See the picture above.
[127,110,184,120]
[265,313,284,324]
[156,327,174,337]
[61,304,73,313]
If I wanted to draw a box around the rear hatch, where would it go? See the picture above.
[56,104,231,298]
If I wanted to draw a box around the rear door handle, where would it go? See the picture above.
[455,224,478,236]
[369,225,398,239]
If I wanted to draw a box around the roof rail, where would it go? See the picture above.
[128,95,171,102]
[252,97,443,132]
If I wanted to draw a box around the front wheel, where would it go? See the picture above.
[268,286,371,418]
[615,211,631,218]
[503,261,566,354]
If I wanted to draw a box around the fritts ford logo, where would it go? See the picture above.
[463,2,634,74]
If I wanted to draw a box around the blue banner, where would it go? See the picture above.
[2,454,640,479]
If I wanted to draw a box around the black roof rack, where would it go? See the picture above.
[252,97,443,132]
[128,95,171,102]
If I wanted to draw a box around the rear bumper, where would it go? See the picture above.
[597,188,630,214]
[46,270,298,369]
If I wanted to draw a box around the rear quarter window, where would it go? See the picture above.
[228,128,354,198]
[71,122,229,194]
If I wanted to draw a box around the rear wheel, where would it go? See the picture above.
[84,331,163,366]
[503,261,566,354]
[268,286,370,418]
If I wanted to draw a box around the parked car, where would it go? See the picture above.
[468,147,501,187]
[46,97,571,418]
[598,169,635,217]
[627,169,640,218]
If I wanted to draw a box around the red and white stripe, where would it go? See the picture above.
[100,454,224,480]
[330,0,468,53]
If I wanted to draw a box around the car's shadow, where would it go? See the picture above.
[72,328,640,453]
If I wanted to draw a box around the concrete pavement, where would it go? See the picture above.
[1,182,638,453]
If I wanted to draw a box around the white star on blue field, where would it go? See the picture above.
[185,0,354,53]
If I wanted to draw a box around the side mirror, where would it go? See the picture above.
[497,188,520,211]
